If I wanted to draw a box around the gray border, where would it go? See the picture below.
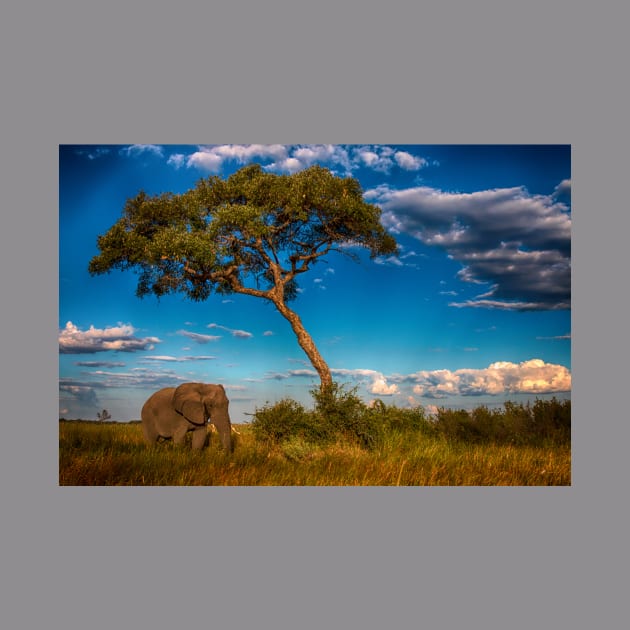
[3,1,626,629]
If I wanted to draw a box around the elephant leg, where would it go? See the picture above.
[191,426,208,450]
[172,423,189,446]
[142,422,158,445]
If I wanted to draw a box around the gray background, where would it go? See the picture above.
[2,1,627,629]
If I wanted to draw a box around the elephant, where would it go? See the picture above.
[141,383,233,452]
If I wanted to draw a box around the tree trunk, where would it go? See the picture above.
[271,297,333,391]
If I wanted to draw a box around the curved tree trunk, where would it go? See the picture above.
[271,298,333,391]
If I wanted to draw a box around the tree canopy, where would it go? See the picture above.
[89,164,398,389]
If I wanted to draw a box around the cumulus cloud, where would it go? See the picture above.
[402,359,571,398]
[185,144,288,172]
[242,358,570,401]
[166,144,429,176]
[394,151,427,170]
[370,377,400,396]
[372,184,571,310]
[331,368,400,396]
[208,323,253,338]
[59,322,161,354]
[264,366,399,395]
[178,330,222,344]
[553,179,571,200]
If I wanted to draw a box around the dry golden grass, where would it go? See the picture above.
[59,421,570,486]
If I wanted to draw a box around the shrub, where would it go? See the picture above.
[252,383,384,450]
[250,398,327,443]
[432,399,571,445]
[251,388,570,450]
[311,383,382,449]
[532,398,571,442]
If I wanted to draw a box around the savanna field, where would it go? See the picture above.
[59,389,571,486]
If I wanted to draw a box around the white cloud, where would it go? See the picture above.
[208,323,253,338]
[331,368,399,396]
[370,378,400,396]
[186,150,224,172]
[75,361,126,368]
[59,321,161,354]
[167,144,430,177]
[185,144,288,172]
[292,145,351,172]
[374,255,404,267]
[263,331,274,336]
[424,404,440,416]
[257,358,570,401]
[167,153,186,169]
[177,330,222,344]
[212,144,288,162]
[394,151,427,170]
[353,146,394,173]
[267,157,303,173]
[554,179,571,198]
[121,144,164,158]
[142,355,217,362]
[405,359,571,398]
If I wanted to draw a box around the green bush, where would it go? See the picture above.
[432,399,570,445]
[311,383,383,448]
[250,398,329,443]
[365,399,435,435]
[251,387,571,450]
[252,383,386,450]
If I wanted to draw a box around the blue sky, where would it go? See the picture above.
[59,144,571,422]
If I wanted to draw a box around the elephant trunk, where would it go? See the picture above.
[209,405,233,452]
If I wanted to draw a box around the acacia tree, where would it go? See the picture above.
[89,164,397,391]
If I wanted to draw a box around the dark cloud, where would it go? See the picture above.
[374,185,571,310]
[60,368,187,394]
[59,382,99,406]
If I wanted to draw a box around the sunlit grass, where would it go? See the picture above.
[59,421,570,486]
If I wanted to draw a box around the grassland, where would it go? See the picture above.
[59,417,571,486]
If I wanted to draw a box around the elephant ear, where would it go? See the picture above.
[172,383,207,426]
